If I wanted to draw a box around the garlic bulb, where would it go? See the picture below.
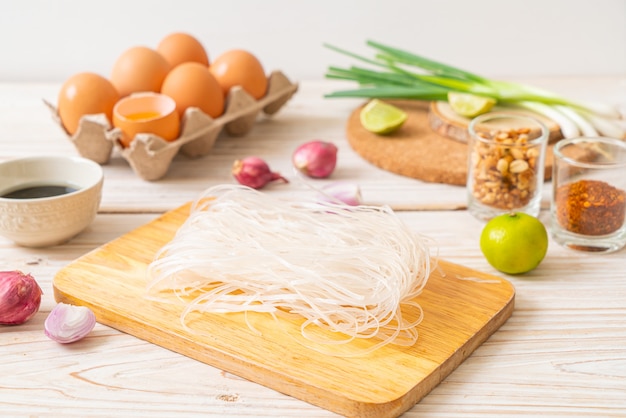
[0,270,43,325]
[44,302,96,343]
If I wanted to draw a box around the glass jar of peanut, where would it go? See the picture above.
[467,113,548,221]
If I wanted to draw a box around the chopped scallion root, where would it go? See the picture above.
[146,185,432,356]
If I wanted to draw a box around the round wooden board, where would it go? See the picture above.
[429,101,563,144]
[346,100,556,186]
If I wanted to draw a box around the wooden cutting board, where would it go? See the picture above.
[346,100,558,186]
[53,203,515,418]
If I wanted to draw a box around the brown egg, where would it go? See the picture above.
[112,92,180,147]
[110,46,171,97]
[57,72,120,135]
[209,49,268,100]
[156,32,209,68]
[161,62,224,118]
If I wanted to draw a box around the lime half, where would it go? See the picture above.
[448,92,496,118]
[360,99,408,134]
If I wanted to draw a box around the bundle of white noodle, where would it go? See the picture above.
[146,185,431,355]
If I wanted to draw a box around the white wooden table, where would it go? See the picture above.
[1,77,625,417]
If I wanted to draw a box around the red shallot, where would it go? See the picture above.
[318,182,363,206]
[232,156,288,189]
[292,140,338,178]
[0,270,42,325]
[44,302,96,343]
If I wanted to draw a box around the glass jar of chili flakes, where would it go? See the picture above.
[551,137,626,253]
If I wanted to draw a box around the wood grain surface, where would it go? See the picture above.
[53,202,515,418]
[4,77,625,417]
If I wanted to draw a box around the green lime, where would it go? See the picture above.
[448,92,496,118]
[359,99,408,134]
[480,212,548,275]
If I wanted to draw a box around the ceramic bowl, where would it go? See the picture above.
[0,155,104,247]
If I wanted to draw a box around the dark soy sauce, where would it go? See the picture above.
[1,185,78,199]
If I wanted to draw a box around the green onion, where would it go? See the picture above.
[324,40,624,138]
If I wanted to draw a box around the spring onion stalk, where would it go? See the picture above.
[324,40,624,139]
[515,101,580,138]
[579,111,626,139]
[553,105,598,137]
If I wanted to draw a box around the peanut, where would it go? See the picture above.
[509,159,529,173]
[470,127,543,210]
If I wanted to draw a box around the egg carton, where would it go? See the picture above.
[45,70,298,181]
